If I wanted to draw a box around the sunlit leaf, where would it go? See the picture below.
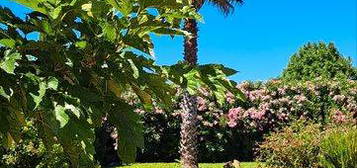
[0,50,21,74]
[100,22,117,42]
[47,77,59,90]
[128,59,139,78]
[0,86,11,100]
[49,5,62,19]
[0,39,16,48]
[75,41,87,49]
[55,105,69,128]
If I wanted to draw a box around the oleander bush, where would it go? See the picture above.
[227,79,356,131]
[136,79,357,162]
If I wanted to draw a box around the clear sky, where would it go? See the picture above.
[1,0,356,82]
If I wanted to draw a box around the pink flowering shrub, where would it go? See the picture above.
[134,79,356,162]
[225,79,356,132]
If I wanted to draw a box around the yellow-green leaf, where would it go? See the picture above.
[108,79,123,97]
[0,39,16,48]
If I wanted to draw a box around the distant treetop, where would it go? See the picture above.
[281,42,356,81]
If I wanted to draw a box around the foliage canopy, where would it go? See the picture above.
[0,0,242,166]
[281,42,356,81]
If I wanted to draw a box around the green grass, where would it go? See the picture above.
[119,162,260,168]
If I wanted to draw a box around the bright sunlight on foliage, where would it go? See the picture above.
[0,0,242,167]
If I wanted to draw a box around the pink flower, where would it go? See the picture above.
[134,108,145,114]
[332,110,347,124]
[228,107,244,120]
[203,121,214,127]
[197,115,203,120]
[259,103,270,111]
[172,111,183,117]
[332,95,346,103]
[197,96,207,111]
[227,107,245,127]
[346,103,357,112]
[236,81,250,91]
[262,95,272,101]
[226,92,235,104]
[279,97,290,104]
[293,95,307,103]
[278,113,288,120]
[198,87,211,97]
[154,107,164,114]
[278,87,286,95]
[228,121,237,127]
[248,108,265,120]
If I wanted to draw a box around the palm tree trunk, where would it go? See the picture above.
[180,91,199,168]
[183,19,198,65]
[180,18,199,168]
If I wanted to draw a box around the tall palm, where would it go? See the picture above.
[180,1,244,168]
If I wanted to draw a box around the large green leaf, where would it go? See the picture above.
[107,0,133,16]
[164,63,245,105]
[0,39,16,48]
[123,34,154,56]
[47,77,59,90]
[55,104,69,128]
[0,50,21,74]
[100,22,117,42]
[108,101,144,163]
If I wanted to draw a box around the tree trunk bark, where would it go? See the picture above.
[180,18,199,168]
[183,19,198,65]
[180,91,199,168]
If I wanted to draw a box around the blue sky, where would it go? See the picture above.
[1,0,356,81]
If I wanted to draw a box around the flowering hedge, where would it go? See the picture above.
[136,79,357,162]
[226,79,356,131]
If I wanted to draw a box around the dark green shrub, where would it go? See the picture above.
[257,121,323,168]
[136,111,181,162]
[319,126,357,168]
[281,42,356,81]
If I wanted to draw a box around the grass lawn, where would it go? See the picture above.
[119,162,260,168]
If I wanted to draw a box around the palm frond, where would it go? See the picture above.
[207,0,244,15]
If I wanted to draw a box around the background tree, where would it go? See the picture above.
[281,42,356,124]
[281,42,357,81]
[181,1,244,168]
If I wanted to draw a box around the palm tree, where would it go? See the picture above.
[180,1,244,168]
